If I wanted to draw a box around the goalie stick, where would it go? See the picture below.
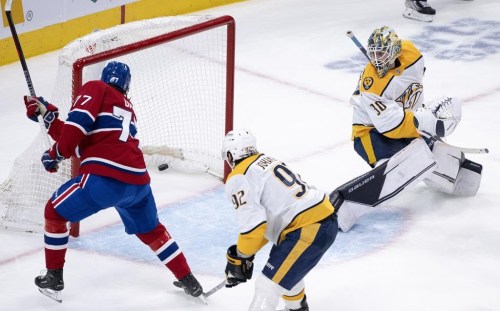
[4,0,51,148]
[345,30,489,155]
[428,134,489,154]
[346,30,370,61]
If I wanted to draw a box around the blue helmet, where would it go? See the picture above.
[100,61,131,94]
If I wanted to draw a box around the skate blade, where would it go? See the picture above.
[38,288,62,303]
[173,281,206,303]
[198,294,208,304]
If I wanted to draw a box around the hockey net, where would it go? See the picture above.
[0,15,235,234]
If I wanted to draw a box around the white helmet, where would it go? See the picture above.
[222,129,258,168]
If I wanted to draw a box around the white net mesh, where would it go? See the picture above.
[0,15,233,233]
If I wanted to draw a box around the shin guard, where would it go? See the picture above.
[44,200,69,269]
[136,223,190,279]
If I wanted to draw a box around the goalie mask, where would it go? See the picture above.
[367,26,402,78]
[101,61,131,94]
[222,129,258,168]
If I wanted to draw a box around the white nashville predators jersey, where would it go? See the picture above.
[225,153,334,256]
[351,40,426,141]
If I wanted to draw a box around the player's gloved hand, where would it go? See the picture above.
[413,97,461,138]
[225,245,254,288]
[41,144,65,173]
[24,95,59,129]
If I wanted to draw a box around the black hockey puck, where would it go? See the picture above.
[158,163,169,171]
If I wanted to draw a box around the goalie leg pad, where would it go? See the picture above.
[424,140,464,194]
[333,138,436,232]
[452,158,482,196]
[336,199,372,232]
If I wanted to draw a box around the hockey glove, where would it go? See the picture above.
[225,245,254,288]
[24,96,59,129]
[41,144,65,173]
[413,107,455,138]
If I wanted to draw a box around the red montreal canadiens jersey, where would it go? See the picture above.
[48,80,150,185]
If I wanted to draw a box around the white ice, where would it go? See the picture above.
[1,0,500,310]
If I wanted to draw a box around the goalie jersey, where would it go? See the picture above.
[225,153,334,256]
[47,80,150,185]
[351,40,426,142]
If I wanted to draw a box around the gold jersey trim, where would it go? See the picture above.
[237,222,268,256]
[360,40,422,96]
[279,195,334,243]
[227,153,263,180]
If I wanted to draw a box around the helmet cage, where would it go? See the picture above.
[367,27,402,78]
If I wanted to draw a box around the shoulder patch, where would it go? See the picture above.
[363,77,374,90]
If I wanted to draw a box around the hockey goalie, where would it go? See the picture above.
[335,26,483,232]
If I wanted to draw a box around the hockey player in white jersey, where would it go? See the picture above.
[338,26,483,232]
[221,129,338,311]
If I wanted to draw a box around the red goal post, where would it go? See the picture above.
[0,15,235,237]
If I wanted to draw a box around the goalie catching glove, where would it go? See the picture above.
[413,96,461,137]
[41,144,65,173]
[24,95,59,129]
[225,245,254,288]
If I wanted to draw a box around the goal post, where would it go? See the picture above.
[0,15,235,236]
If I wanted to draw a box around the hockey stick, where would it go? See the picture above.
[346,30,489,155]
[4,0,51,147]
[173,278,226,300]
[429,134,489,154]
[202,279,226,297]
[346,30,370,61]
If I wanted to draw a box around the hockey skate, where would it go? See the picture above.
[173,272,203,297]
[289,296,309,311]
[278,295,309,311]
[34,268,64,303]
[403,0,436,22]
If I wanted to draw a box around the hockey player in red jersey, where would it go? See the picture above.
[24,61,202,302]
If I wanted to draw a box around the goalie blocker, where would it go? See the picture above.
[331,138,483,232]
